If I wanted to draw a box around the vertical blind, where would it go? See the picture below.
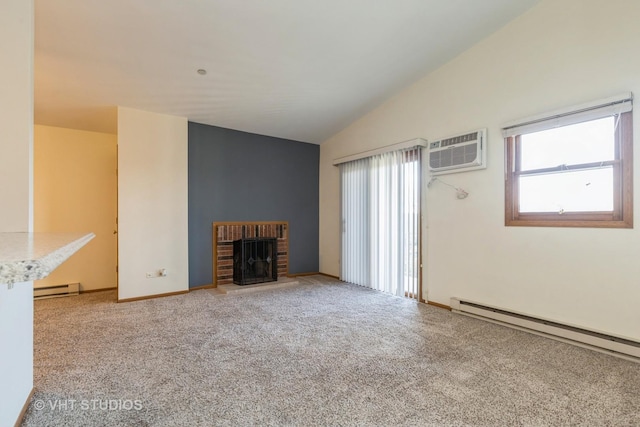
[340,147,421,298]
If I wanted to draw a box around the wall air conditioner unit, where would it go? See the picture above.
[428,128,487,175]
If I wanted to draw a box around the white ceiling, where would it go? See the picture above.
[34,0,539,144]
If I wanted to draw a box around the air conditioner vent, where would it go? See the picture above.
[428,128,487,175]
[440,131,479,147]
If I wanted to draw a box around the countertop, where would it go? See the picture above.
[0,232,95,285]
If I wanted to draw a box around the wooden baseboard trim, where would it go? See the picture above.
[189,283,216,291]
[287,272,320,277]
[318,272,340,280]
[118,290,188,303]
[426,300,452,311]
[80,287,117,294]
[14,387,34,427]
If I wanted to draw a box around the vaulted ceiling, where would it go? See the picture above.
[35,0,539,143]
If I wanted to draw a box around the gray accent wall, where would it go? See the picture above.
[188,122,319,288]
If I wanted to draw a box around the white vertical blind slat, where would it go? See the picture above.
[340,147,421,298]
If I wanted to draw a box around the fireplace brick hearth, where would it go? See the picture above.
[213,222,288,286]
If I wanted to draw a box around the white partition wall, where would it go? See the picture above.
[117,107,189,300]
[0,281,34,426]
[0,0,33,233]
[0,1,34,426]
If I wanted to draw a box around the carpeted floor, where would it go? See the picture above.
[22,275,640,426]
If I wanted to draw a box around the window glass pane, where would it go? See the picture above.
[520,117,615,171]
[519,168,613,213]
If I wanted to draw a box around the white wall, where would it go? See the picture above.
[0,0,33,233]
[0,281,33,427]
[117,107,189,300]
[319,0,640,341]
[0,1,34,426]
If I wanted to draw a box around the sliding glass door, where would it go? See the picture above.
[340,147,421,299]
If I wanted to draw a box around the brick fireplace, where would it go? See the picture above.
[212,222,288,286]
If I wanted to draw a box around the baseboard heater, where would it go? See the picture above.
[34,283,80,300]
[451,298,640,362]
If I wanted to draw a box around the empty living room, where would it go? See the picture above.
[1,0,639,426]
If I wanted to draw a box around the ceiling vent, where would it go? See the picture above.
[428,128,487,175]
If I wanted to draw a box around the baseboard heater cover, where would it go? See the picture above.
[451,298,640,361]
[34,283,80,300]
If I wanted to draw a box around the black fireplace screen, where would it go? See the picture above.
[233,238,278,285]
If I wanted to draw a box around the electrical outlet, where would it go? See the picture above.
[146,269,167,279]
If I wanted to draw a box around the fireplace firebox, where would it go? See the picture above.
[233,238,278,285]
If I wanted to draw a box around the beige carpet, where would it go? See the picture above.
[22,275,640,426]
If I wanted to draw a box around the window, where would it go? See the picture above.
[504,95,633,228]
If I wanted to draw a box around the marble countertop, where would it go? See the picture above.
[0,232,95,285]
